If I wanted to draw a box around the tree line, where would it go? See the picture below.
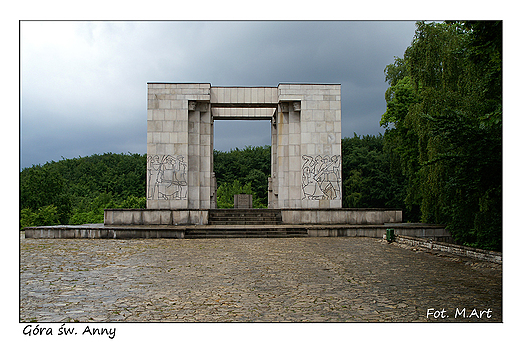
[20,153,147,228]
[19,21,501,250]
[380,21,502,251]
[19,140,393,228]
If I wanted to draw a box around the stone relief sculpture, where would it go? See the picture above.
[301,155,341,200]
[147,154,188,200]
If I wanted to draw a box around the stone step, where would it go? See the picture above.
[208,221,281,225]
[209,216,281,223]
[209,212,281,218]
[185,227,307,239]
[210,214,281,219]
[209,209,281,216]
[208,209,282,225]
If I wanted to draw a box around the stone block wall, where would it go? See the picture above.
[273,84,342,209]
[104,209,209,225]
[147,83,213,209]
[395,235,502,264]
[146,83,341,210]
[280,209,401,225]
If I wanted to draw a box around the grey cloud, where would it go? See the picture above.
[214,120,272,152]
[21,21,417,169]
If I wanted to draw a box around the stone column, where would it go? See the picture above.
[274,100,303,208]
[269,110,278,208]
[277,84,342,209]
[188,101,212,209]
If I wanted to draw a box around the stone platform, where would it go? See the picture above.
[103,208,403,226]
[24,222,451,241]
[25,208,451,241]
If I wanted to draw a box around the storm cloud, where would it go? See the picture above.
[20,21,417,169]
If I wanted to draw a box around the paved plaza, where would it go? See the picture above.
[20,234,502,323]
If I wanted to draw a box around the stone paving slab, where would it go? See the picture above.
[20,234,502,322]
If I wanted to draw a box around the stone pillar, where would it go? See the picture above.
[187,100,212,209]
[269,113,278,209]
[210,172,217,209]
[274,100,303,208]
[275,84,342,209]
[146,83,211,209]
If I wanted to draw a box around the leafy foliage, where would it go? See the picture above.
[341,134,406,214]
[19,148,273,227]
[213,146,271,208]
[381,21,502,250]
[20,153,147,228]
[20,166,72,225]
[20,205,60,228]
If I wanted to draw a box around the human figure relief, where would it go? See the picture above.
[301,155,341,200]
[147,155,188,200]
[147,155,162,199]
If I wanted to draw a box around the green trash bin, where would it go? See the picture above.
[386,228,395,242]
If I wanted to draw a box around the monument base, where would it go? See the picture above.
[24,223,451,241]
[26,208,453,241]
[102,208,403,226]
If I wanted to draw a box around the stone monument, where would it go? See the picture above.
[146,83,342,210]
[26,81,408,238]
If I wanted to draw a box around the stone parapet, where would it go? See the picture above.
[104,209,209,226]
[25,222,451,241]
[24,225,185,239]
[103,208,402,226]
[281,208,402,225]
[307,224,450,241]
[395,235,501,264]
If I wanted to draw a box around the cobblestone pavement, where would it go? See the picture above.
[20,234,502,322]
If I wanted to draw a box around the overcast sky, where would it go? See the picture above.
[20,20,418,169]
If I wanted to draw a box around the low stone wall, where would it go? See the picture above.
[308,226,387,238]
[308,223,451,241]
[104,209,209,226]
[281,208,402,225]
[104,208,403,226]
[24,225,185,239]
[395,235,502,264]
[25,221,452,241]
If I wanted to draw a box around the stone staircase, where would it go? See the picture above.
[184,209,307,239]
[184,225,308,239]
[208,209,282,225]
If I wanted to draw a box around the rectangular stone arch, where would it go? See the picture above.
[146,83,342,210]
